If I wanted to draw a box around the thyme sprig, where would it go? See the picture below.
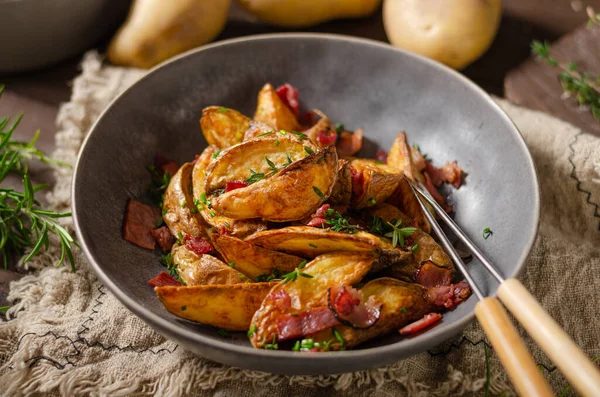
[531,39,600,120]
[281,260,313,284]
[368,216,416,248]
[0,85,76,270]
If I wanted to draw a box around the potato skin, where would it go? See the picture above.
[155,282,277,331]
[211,146,338,222]
[386,178,431,234]
[212,235,303,280]
[243,121,275,140]
[254,83,300,132]
[162,162,208,239]
[172,244,245,285]
[204,135,308,194]
[200,106,251,149]
[329,159,352,205]
[303,112,336,150]
[192,145,267,237]
[250,252,375,347]
[350,158,402,209]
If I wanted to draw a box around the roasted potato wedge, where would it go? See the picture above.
[308,278,432,350]
[172,245,246,285]
[303,111,337,150]
[329,159,352,205]
[349,158,402,209]
[211,146,338,222]
[243,121,275,140]
[212,235,303,280]
[162,162,209,239]
[155,282,277,331]
[192,145,267,237]
[387,131,424,182]
[249,252,376,347]
[204,136,310,194]
[254,83,300,132]
[386,178,431,234]
[200,106,251,149]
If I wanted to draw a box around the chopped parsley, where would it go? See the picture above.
[401,307,408,314]
[209,211,216,217]
[282,261,313,284]
[312,186,325,200]
[411,244,419,253]
[229,261,235,268]
[309,243,318,248]
[278,130,288,135]
[263,336,279,350]
[180,200,186,208]
[483,227,493,239]
[293,131,308,139]
[335,123,344,133]
[304,146,315,155]
[332,328,345,346]
[274,139,280,147]
[181,305,187,311]
[257,131,274,137]
[369,197,376,205]
[217,107,228,113]
[212,150,222,159]
[162,209,169,215]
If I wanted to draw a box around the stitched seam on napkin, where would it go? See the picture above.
[569,131,600,231]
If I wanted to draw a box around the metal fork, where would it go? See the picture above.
[405,176,600,397]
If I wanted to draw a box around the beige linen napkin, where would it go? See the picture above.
[0,52,599,397]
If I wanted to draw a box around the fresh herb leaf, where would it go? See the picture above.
[274,140,280,147]
[312,186,325,200]
[181,305,187,311]
[292,131,307,139]
[229,261,235,268]
[400,307,408,314]
[278,130,287,135]
[368,197,376,205]
[247,324,257,338]
[0,306,9,312]
[246,169,265,184]
[335,123,344,133]
[217,107,228,113]
[282,261,312,284]
[308,243,318,248]
[292,340,301,351]
[257,131,274,137]
[212,150,222,159]
[264,336,279,350]
[332,328,345,346]
[256,268,282,282]
[411,244,419,253]
[304,146,315,155]
[326,211,358,234]
[483,227,493,240]
[180,200,186,208]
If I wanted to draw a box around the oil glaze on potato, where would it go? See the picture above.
[162,162,208,239]
[192,145,267,238]
[204,136,310,194]
[155,282,277,331]
[172,245,245,285]
[349,158,402,209]
[249,252,376,347]
[211,146,338,222]
[212,235,303,280]
[200,106,251,149]
[254,83,300,132]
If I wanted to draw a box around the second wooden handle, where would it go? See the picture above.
[475,297,554,397]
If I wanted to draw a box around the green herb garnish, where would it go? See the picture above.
[274,140,280,147]
[400,307,408,314]
[309,243,318,248]
[180,200,186,208]
[256,268,282,282]
[264,336,279,350]
[483,227,493,240]
[384,219,417,248]
[293,131,308,139]
[312,186,325,200]
[304,146,315,155]
[265,156,278,175]
[247,324,257,338]
[246,169,265,184]
[0,306,9,312]
[411,244,419,253]
[332,328,345,346]
[217,107,228,113]
[217,328,231,338]
[229,261,235,268]
[181,305,187,311]
[326,211,358,234]
[257,131,274,137]
[212,150,222,159]
[282,261,312,284]
[335,123,344,133]
[369,197,376,205]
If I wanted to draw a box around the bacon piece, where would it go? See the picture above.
[423,172,453,213]
[442,161,463,189]
[426,281,471,310]
[424,161,444,187]
[317,129,337,146]
[305,204,330,227]
[276,307,340,341]
[375,149,388,163]
[299,111,318,128]
[336,128,363,157]
[415,261,453,287]
[149,272,183,287]
[328,285,382,329]
[307,217,327,227]
[123,199,161,250]
[155,155,179,177]
[225,180,249,192]
[314,204,331,218]
[151,226,175,252]
[399,313,442,335]
[350,167,365,203]
[275,83,300,117]
[184,235,214,256]
[266,289,291,311]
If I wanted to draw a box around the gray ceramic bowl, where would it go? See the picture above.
[72,34,540,375]
[0,0,130,73]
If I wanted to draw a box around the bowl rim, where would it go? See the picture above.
[72,32,540,366]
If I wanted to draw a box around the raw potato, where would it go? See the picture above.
[211,146,338,222]
[203,135,311,194]
[108,0,231,68]
[254,83,300,132]
[155,282,277,331]
[212,235,303,280]
[249,252,376,347]
[200,106,251,149]
[383,0,502,70]
[349,158,403,209]
[192,145,267,237]
[308,278,432,350]
[238,0,382,28]
[162,162,208,239]
[172,245,246,285]
[329,159,352,205]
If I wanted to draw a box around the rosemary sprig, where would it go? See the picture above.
[531,40,600,120]
[0,85,76,271]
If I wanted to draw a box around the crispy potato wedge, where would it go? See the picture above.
[204,136,309,194]
[200,106,251,149]
[155,282,277,331]
[387,131,425,182]
[212,235,303,280]
[329,159,352,205]
[211,146,338,222]
[249,252,376,347]
[349,158,402,209]
[192,145,267,237]
[386,178,431,233]
[303,111,336,149]
[162,162,209,239]
[243,121,275,140]
[172,245,246,285]
[308,278,431,350]
[254,83,300,132]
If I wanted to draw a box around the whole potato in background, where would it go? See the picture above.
[383,0,502,70]
[108,0,231,68]
[238,0,382,28]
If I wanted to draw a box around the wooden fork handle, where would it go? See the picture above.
[475,297,554,396]
[497,278,600,397]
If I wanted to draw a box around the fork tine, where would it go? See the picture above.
[406,182,485,300]
[405,176,504,283]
